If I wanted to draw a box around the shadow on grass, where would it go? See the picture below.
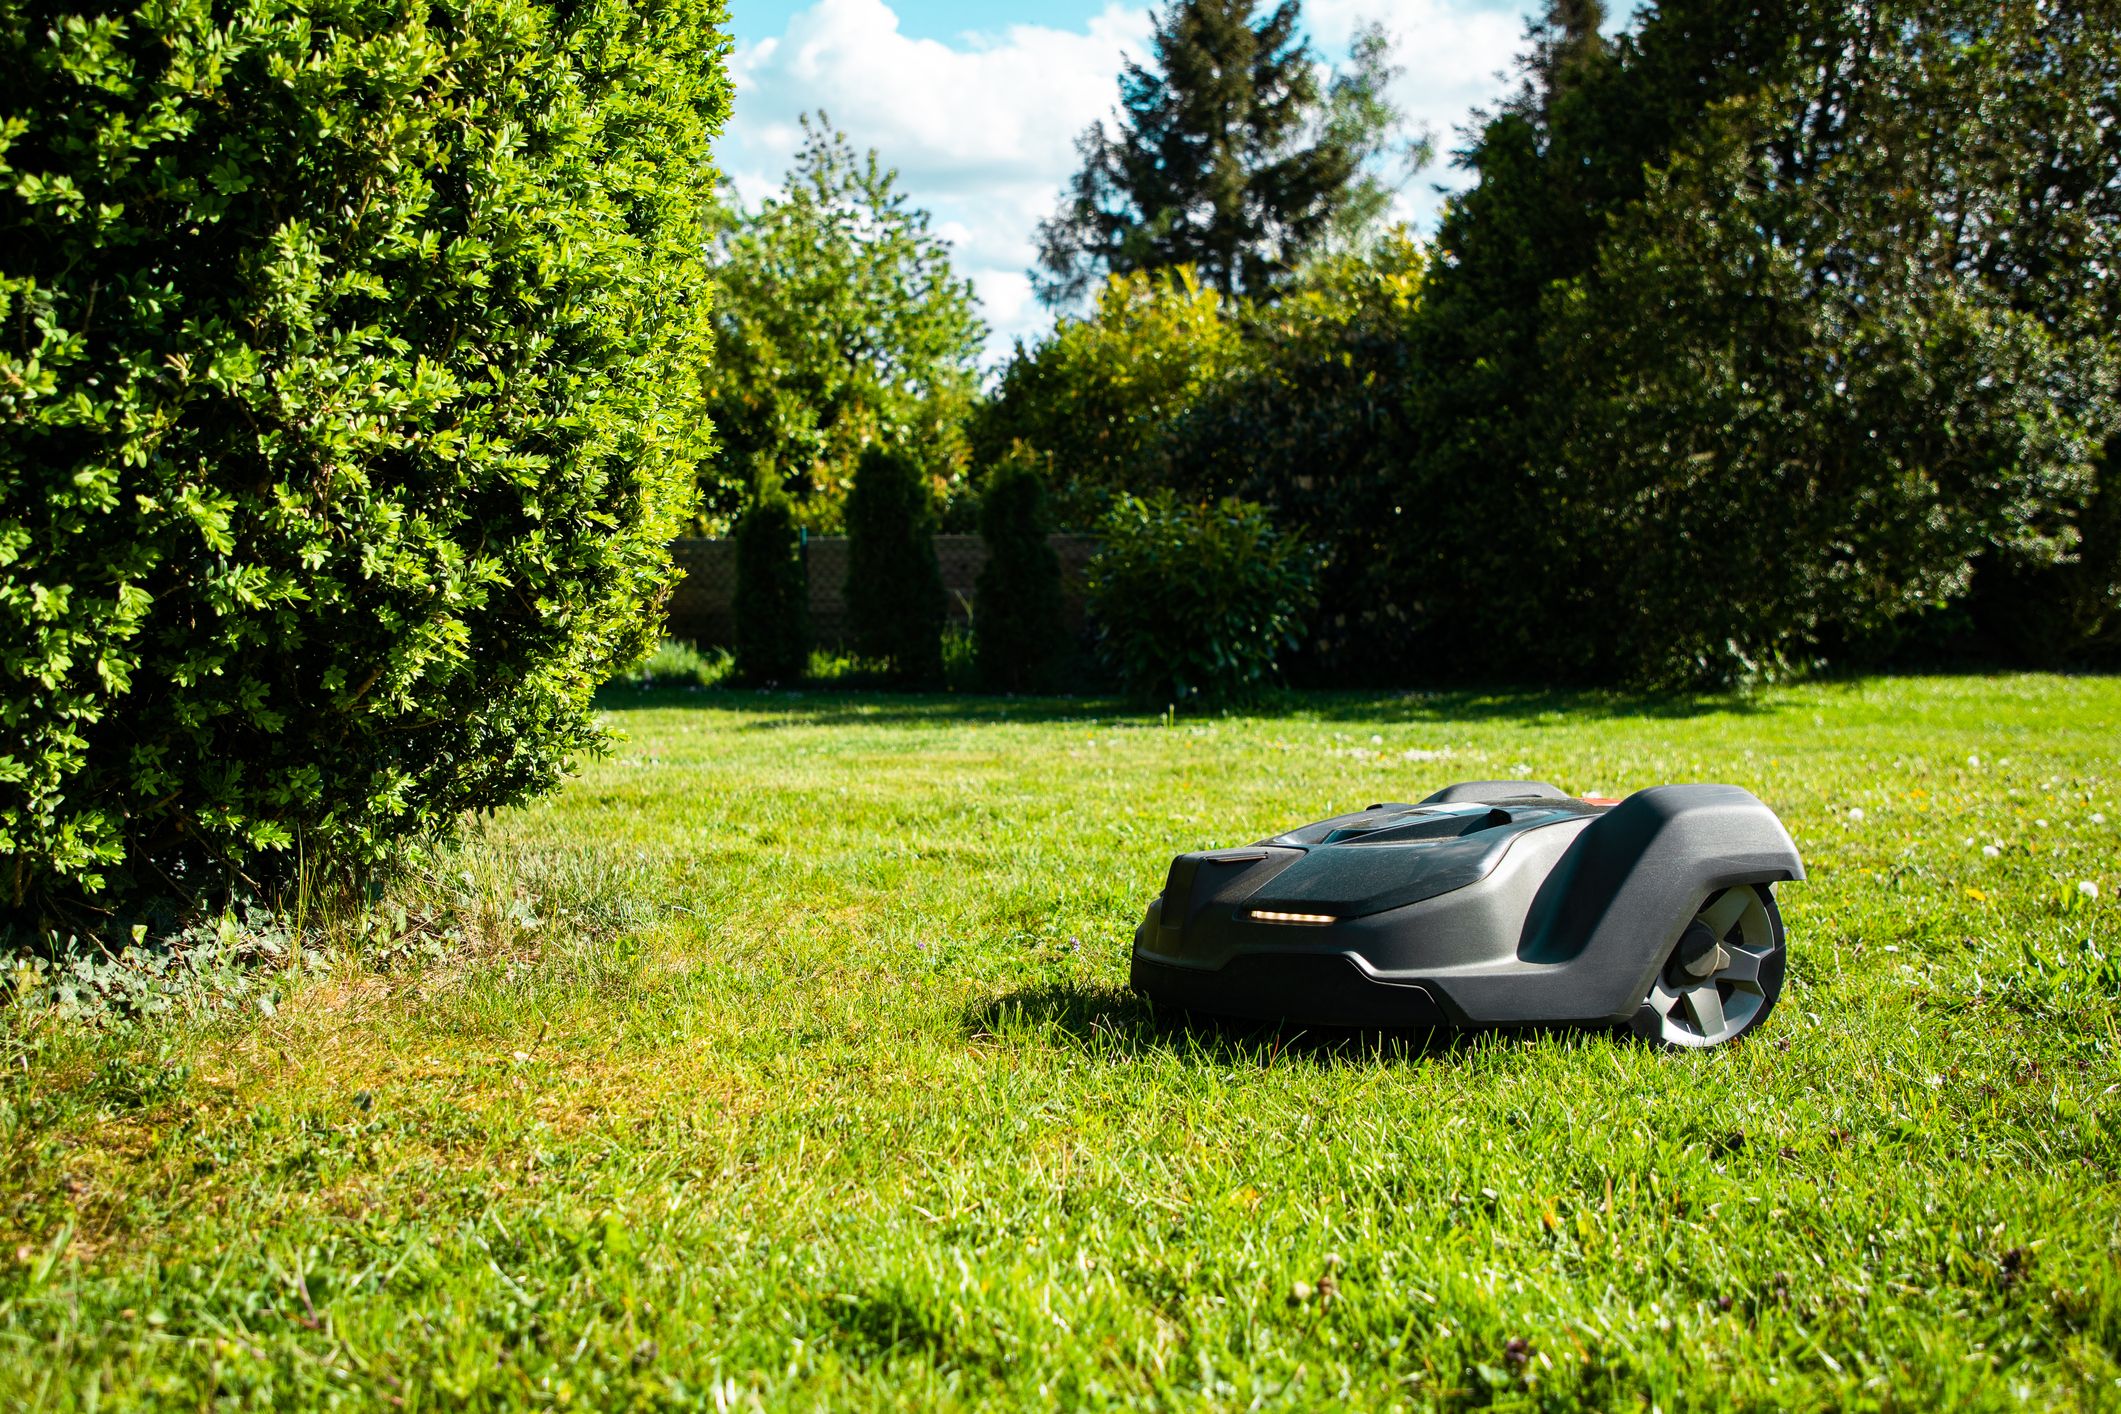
[596,682,1781,729]
[963,981,1614,1068]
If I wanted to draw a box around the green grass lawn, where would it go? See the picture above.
[4,675,2119,1409]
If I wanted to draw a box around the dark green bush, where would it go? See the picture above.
[1966,436,2121,667]
[0,0,729,925]
[1085,493,1318,705]
[974,460,1066,691]
[733,485,810,684]
[843,445,945,683]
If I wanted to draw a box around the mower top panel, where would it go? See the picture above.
[1254,799,1601,918]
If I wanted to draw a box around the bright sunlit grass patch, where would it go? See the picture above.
[2,675,2117,1408]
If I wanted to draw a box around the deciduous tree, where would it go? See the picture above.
[705,116,985,530]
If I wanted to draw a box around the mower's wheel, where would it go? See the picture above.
[1630,884,1786,1049]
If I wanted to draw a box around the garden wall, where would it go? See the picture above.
[666,535,1100,647]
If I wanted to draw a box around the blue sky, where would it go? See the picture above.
[736,0,1128,39]
[721,0,1557,360]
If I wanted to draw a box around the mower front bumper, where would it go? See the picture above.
[1129,948,1449,1030]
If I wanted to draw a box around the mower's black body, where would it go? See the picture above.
[1131,781,1803,1046]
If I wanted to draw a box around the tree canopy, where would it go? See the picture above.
[703,115,985,530]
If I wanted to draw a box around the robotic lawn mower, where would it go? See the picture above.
[1131,782,1802,1048]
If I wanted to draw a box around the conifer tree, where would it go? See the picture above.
[844,446,946,684]
[1034,1,1416,307]
[974,460,1067,692]
[733,482,810,685]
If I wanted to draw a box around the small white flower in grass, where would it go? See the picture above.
[1967,754,1981,767]
[1370,734,1383,745]
[1963,837,1976,847]
[1983,844,2002,858]
[1848,807,1865,821]
[2094,813,2108,825]
[2036,818,2049,829]
[2081,880,2101,901]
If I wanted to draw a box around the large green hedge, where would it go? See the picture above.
[1,0,729,924]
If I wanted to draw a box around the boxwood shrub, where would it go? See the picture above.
[1,0,730,925]
[1086,492,1318,705]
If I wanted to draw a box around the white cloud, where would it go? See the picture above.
[722,0,1152,359]
[1304,0,1529,214]
[721,0,1532,362]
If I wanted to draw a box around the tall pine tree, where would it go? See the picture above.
[1034,1,1415,307]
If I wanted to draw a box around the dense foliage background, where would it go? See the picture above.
[0,0,730,924]
[981,0,2120,689]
